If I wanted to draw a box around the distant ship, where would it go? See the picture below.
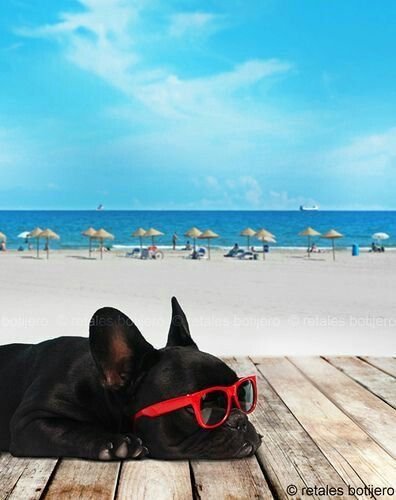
[96,204,104,211]
[300,205,319,211]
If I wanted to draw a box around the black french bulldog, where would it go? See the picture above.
[0,297,261,460]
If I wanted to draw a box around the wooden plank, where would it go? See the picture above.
[116,460,192,499]
[228,357,351,499]
[290,357,396,457]
[254,357,396,491]
[325,356,396,409]
[0,453,57,500]
[44,459,120,500]
[191,457,272,500]
[360,357,396,378]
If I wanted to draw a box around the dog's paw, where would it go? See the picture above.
[98,434,148,460]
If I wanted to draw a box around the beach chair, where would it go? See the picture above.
[126,248,140,258]
[197,248,206,259]
[238,251,254,260]
[234,249,245,258]
[140,248,149,260]
[224,248,238,258]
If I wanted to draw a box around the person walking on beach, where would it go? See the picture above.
[172,232,178,250]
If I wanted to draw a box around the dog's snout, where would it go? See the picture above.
[226,410,248,432]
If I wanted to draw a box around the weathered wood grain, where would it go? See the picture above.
[290,356,396,457]
[325,356,395,408]
[254,357,396,492]
[191,457,272,500]
[0,453,57,500]
[360,357,396,378]
[116,460,192,500]
[1,357,395,500]
[229,357,351,499]
[44,459,120,500]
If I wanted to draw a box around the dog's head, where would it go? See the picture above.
[89,297,261,459]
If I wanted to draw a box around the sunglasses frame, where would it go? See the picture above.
[133,375,257,429]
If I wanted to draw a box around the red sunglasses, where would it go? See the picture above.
[134,375,257,429]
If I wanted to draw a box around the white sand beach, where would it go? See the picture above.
[0,248,394,355]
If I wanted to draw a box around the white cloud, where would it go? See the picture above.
[18,1,292,126]
[329,127,396,175]
[17,0,139,95]
[169,12,219,38]
[190,175,314,209]
[268,191,317,209]
[135,59,292,121]
[240,176,262,206]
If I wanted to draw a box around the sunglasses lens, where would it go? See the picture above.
[200,390,228,426]
[237,379,255,412]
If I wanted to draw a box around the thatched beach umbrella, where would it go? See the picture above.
[256,234,276,260]
[132,227,146,251]
[29,227,43,258]
[38,228,60,260]
[256,228,275,239]
[198,229,219,260]
[144,228,164,246]
[185,227,202,252]
[322,229,343,261]
[82,227,96,258]
[93,228,114,260]
[299,227,321,258]
[240,228,256,250]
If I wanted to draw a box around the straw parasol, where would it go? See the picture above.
[256,228,275,239]
[185,227,202,252]
[322,229,343,261]
[299,227,321,258]
[82,227,97,258]
[132,227,146,251]
[144,228,164,246]
[38,228,60,260]
[256,234,276,260]
[198,229,219,260]
[240,227,256,250]
[29,227,43,258]
[93,228,114,260]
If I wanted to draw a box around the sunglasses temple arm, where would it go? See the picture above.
[135,395,193,420]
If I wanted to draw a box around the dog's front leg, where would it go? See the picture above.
[10,417,147,460]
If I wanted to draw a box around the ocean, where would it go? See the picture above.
[0,210,394,250]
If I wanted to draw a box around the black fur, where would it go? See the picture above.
[0,297,261,460]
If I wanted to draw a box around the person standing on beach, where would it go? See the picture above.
[172,232,178,250]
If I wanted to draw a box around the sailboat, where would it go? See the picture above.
[96,204,104,211]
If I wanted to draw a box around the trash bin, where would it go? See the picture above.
[352,244,359,256]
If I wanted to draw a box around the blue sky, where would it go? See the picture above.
[0,0,395,209]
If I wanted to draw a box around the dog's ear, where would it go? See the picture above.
[166,297,198,348]
[89,307,155,389]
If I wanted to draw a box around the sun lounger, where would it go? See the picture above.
[126,248,140,258]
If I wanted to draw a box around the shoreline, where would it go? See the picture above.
[0,245,393,257]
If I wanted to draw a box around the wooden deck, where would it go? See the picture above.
[1,357,395,499]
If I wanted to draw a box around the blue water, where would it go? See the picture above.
[0,210,394,250]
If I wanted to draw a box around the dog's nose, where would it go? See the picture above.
[225,410,248,432]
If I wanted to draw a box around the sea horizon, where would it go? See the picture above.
[0,209,394,250]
